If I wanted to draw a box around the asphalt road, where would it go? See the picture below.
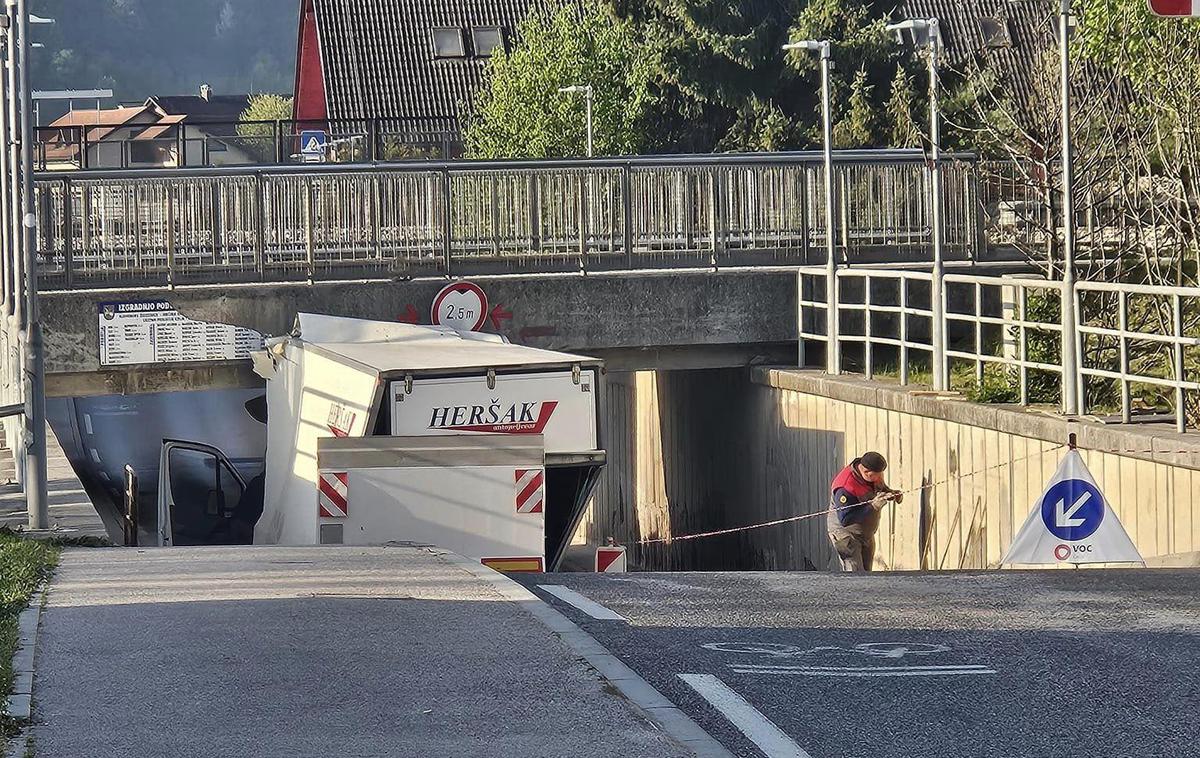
[30,547,683,758]
[516,570,1200,758]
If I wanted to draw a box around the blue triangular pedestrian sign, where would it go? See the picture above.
[1003,450,1142,565]
[300,130,326,156]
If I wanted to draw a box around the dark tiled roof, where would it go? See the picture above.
[148,94,253,122]
[899,1,1060,134]
[312,0,545,132]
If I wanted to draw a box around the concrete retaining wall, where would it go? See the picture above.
[577,367,1200,571]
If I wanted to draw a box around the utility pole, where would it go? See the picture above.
[5,0,19,335]
[818,43,838,376]
[1059,0,1081,415]
[584,86,594,159]
[888,17,947,390]
[5,0,24,490]
[557,85,594,157]
[15,0,48,528]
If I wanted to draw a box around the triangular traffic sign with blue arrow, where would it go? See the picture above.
[1003,450,1143,566]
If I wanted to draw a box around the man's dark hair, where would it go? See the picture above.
[860,452,888,472]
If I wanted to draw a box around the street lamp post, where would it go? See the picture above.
[1059,0,1081,415]
[557,84,594,157]
[888,18,947,391]
[13,0,48,528]
[0,15,10,329]
[783,39,839,375]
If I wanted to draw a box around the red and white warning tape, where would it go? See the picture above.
[629,445,1069,546]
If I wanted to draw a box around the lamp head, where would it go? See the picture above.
[782,39,828,53]
[887,18,940,48]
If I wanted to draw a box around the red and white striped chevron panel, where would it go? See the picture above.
[318,471,349,518]
[515,468,544,514]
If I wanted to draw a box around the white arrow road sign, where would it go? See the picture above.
[1056,491,1091,528]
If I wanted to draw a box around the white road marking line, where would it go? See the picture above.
[536,585,627,621]
[83,414,93,435]
[730,664,996,678]
[679,673,814,758]
[732,664,990,672]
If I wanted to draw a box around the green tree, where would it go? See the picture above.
[465,4,658,158]
[885,65,922,148]
[832,69,875,147]
[239,93,294,123]
[604,0,923,152]
[237,94,293,161]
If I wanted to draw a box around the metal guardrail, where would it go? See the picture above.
[944,274,1067,407]
[31,151,982,289]
[35,117,462,171]
[801,267,1199,433]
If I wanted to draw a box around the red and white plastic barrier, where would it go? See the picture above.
[596,544,627,573]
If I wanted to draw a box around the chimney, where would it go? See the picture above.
[199,84,213,102]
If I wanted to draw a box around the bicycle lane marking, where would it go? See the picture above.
[700,640,995,677]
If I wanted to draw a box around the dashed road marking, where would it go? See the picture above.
[679,673,814,758]
[537,584,627,621]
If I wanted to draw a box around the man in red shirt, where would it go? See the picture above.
[827,452,902,572]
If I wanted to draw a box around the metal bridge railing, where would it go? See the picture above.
[803,267,1200,433]
[32,151,981,289]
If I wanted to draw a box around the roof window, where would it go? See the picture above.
[978,17,1012,49]
[432,27,466,58]
[472,26,506,57]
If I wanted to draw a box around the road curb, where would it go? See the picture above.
[5,584,46,723]
[437,551,733,758]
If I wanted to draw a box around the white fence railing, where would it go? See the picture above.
[799,268,934,385]
[1076,281,1200,429]
[799,267,1200,433]
[944,274,1066,407]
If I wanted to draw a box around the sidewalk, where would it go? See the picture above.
[0,425,112,543]
[26,546,688,758]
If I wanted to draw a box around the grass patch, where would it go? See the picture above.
[1,528,59,737]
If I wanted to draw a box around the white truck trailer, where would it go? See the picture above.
[156,314,605,571]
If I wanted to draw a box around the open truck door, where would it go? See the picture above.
[157,440,248,547]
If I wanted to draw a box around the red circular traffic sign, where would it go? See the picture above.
[431,282,489,332]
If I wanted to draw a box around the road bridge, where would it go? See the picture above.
[32,150,981,291]
[27,150,988,395]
